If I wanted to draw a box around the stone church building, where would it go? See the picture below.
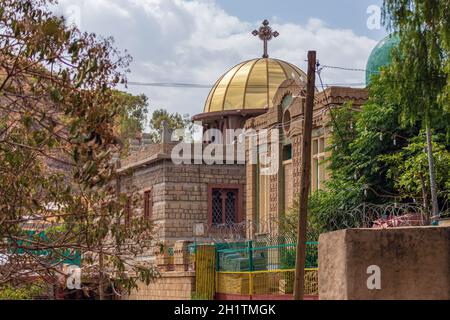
[117,60,367,248]
[117,21,369,299]
[245,82,367,237]
[117,21,367,299]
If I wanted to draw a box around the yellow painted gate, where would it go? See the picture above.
[194,245,216,300]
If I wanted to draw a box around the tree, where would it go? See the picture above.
[0,0,157,298]
[307,99,402,232]
[381,132,450,211]
[382,0,450,217]
[306,73,448,231]
[298,1,449,233]
[115,91,148,143]
[113,90,149,155]
[148,108,192,143]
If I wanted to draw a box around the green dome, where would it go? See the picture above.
[366,34,400,85]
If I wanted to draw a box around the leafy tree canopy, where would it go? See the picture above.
[382,0,449,126]
[303,0,450,233]
[306,73,449,233]
[0,0,157,297]
[148,108,192,143]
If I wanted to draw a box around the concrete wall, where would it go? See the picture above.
[319,227,450,300]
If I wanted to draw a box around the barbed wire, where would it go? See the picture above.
[192,201,433,244]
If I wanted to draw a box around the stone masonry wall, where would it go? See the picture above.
[126,271,196,300]
[244,86,368,235]
[126,241,196,300]
[163,160,246,242]
[120,158,246,246]
[119,161,167,239]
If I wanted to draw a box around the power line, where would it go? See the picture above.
[126,77,444,89]
[305,60,370,72]
[126,81,367,89]
[316,64,348,150]
[1,61,439,90]
[126,62,371,89]
[127,82,210,88]
[321,65,369,73]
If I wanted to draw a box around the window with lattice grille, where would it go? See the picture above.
[212,190,223,225]
[209,188,239,226]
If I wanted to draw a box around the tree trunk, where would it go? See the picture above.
[98,250,105,301]
[426,125,439,218]
[419,171,429,213]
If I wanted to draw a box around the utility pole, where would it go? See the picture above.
[294,50,316,300]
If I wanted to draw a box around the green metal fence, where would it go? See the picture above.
[188,240,319,298]
[9,230,81,266]
[189,240,318,272]
[216,241,318,272]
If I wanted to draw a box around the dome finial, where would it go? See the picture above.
[252,20,279,58]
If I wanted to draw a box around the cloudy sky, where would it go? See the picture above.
[52,0,387,117]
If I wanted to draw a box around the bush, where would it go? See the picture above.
[0,283,45,300]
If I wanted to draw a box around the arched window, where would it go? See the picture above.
[281,94,293,110]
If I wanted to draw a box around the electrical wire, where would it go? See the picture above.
[126,80,368,89]
[316,61,348,148]
[321,65,368,72]
[125,62,374,89]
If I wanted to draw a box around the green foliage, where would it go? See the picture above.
[381,0,449,216]
[328,80,420,196]
[279,199,321,241]
[148,108,192,143]
[112,91,149,156]
[0,0,157,295]
[281,0,450,233]
[0,283,44,300]
[381,132,450,203]
[307,74,448,232]
[306,98,398,233]
[308,180,366,233]
[114,91,149,143]
[382,0,450,127]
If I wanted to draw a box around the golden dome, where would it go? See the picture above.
[204,58,306,113]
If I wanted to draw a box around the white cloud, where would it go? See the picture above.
[53,0,377,118]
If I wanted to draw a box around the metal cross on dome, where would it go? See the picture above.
[252,19,279,58]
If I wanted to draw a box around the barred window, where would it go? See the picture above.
[212,190,223,225]
[209,188,239,226]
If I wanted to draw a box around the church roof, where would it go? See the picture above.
[203,58,306,114]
